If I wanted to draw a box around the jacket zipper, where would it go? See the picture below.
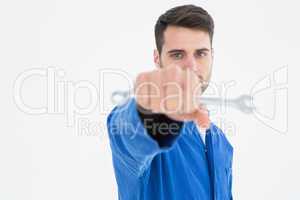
[194,123,215,200]
[205,129,215,200]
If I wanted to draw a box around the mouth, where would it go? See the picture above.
[197,75,209,93]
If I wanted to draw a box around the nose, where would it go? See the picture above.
[182,55,197,71]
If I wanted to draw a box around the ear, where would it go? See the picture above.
[211,47,214,60]
[153,49,160,68]
[211,47,214,66]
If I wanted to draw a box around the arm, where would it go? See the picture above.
[107,66,209,177]
[106,98,183,177]
[136,102,183,148]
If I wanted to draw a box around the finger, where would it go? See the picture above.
[149,70,162,112]
[167,109,199,122]
[162,66,183,114]
[135,72,150,110]
[183,69,201,114]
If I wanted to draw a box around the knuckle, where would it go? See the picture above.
[136,72,148,83]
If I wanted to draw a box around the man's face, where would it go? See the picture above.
[154,25,213,92]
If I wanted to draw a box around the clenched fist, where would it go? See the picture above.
[134,65,210,128]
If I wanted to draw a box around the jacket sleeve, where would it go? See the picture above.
[106,98,183,177]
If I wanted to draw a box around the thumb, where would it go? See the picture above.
[194,105,210,129]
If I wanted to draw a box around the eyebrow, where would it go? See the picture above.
[167,48,211,54]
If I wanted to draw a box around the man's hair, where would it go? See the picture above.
[155,4,214,54]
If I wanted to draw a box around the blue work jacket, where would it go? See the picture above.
[106,98,233,200]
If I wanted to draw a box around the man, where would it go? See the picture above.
[107,4,233,200]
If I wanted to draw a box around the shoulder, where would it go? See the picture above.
[106,98,137,124]
[210,122,234,154]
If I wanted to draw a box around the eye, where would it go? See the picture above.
[170,52,184,60]
[196,51,208,58]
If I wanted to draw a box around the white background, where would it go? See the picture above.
[0,0,299,199]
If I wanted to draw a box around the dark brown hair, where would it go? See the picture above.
[155,5,214,54]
